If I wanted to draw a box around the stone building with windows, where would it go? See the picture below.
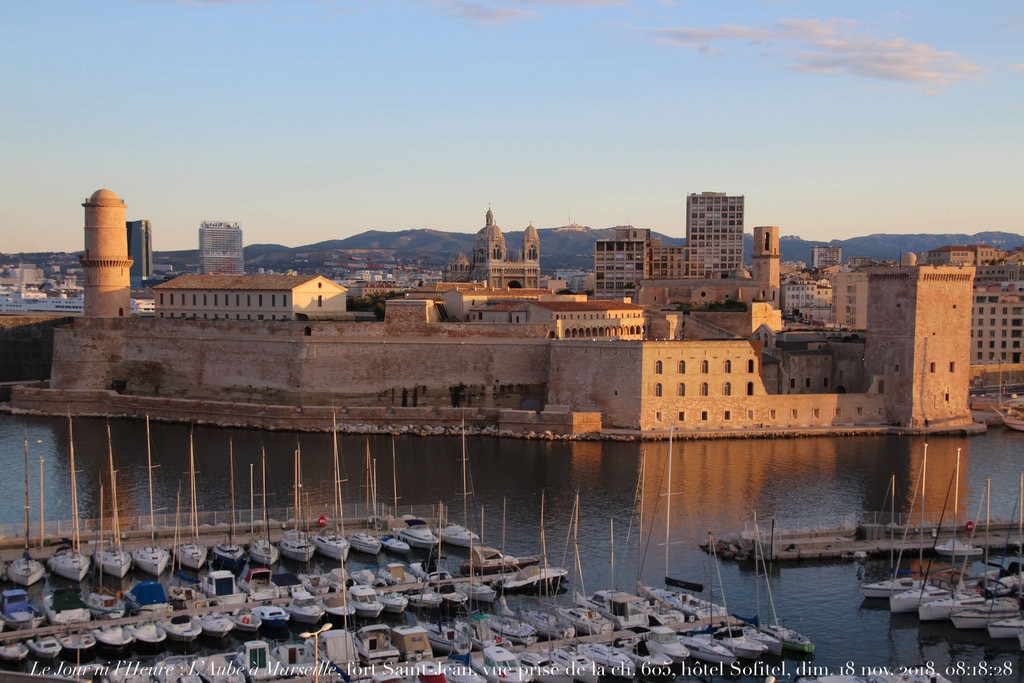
[154,274,349,321]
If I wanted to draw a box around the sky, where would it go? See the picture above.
[1,1,1021,253]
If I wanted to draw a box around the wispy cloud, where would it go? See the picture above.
[420,0,617,25]
[655,18,981,91]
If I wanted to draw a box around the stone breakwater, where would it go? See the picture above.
[6,385,987,442]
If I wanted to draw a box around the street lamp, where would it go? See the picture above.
[300,622,333,683]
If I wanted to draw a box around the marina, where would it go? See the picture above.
[0,413,1022,681]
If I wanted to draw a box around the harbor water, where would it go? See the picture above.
[0,412,1023,681]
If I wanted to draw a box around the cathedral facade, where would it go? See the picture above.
[444,208,540,289]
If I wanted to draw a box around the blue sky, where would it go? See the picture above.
[1,0,1021,252]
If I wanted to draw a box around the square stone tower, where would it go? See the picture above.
[863,265,975,428]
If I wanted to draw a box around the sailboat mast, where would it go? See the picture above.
[39,454,44,550]
[107,423,121,550]
[23,433,29,549]
[952,447,961,548]
[261,447,269,529]
[228,438,236,542]
[920,443,927,568]
[189,430,199,541]
[68,414,81,553]
[665,429,673,577]
[146,415,156,539]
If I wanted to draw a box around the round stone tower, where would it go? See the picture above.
[81,189,133,317]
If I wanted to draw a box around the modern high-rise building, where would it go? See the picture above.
[811,246,843,269]
[685,192,744,277]
[198,221,244,275]
[126,219,153,287]
[593,226,653,301]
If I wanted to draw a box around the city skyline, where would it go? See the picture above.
[1,1,1021,253]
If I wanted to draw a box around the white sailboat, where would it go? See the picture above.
[859,472,924,598]
[249,447,280,566]
[312,417,350,561]
[132,415,171,576]
[280,445,315,562]
[47,413,90,582]
[439,425,481,548]
[212,438,246,570]
[97,424,132,577]
[349,442,382,555]
[934,448,983,559]
[175,430,208,571]
[7,434,45,586]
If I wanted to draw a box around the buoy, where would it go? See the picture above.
[242,615,251,624]
[318,515,328,527]
[965,520,975,533]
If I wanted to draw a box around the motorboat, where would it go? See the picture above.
[457,578,498,605]
[397,516,439,550]
[6,554,45,587]
[459,546,539,575]
[492,565,568,594]
[0,641,29,663]
[439,523,480,548]
[859,575,923,599]
[349,531,383,555]
[475,645,535,683]
[390,624,433,662]
[639,585,727,621]
[47,544,90,582]
[58,629,97,658]
[252,604,290,630]
[94,624,135,651]
[934,538,984,559]
[377,562,417,586]
[201,569,248,605]
[236,640,285,683]
[321,591,356,621]
[168,585,201,610]
[444,661,489,683]
[237,567,281,601]
[42,587,91,625]
[85,589,127,619]
[638,625,691,664]
[349,583,385,618]
[158,613,203,642]
[576,642,634,680]
[354,623,401,666]
[950,598,1020,630]
[229,609,262,633]
[613,634,674,677]
[125,580,171,616]
[712,624,767,659]
[285,588,326,624]
[379,591,409,615]
[407,586,443,610]
[198,611,236,639]
[26,634,62,659]
[127,621,168,648]
[380,535,411,554]
[456,613,502,651]
[1,588,44,629]
[438,582,470,609]
[132,545,171,576]
[575,590,649,630]
[416,659,449,683]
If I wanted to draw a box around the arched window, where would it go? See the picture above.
[655,361,663,374]
[747,359,755,373]
[677,383,686,397]
[700,382,709,396]
[746,382,754,395]
[723,382,732,396]
[678,360,686,374]
[724,360,732,373]
[654,383,663,397]
[700,360,709,374]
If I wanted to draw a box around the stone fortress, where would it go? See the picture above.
[12,190,978,438]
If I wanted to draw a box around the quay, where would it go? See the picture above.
[709,517,1024,563]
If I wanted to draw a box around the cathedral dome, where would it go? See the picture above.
[473,207,506,262]
[448,251,470,267]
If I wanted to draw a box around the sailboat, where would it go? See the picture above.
[859,472,924,598]
[6,434,45,587]
[439,425,481,548]
[312,417,351,561]
[279,445,315,562]
[97,424,132,577]
[175,430,208,571]
[47,413,91,582]
[749,511,814,652]
[249,446,280,566]
[348,441,382,555]
[212,438,246,570]
[934,448,983,559]
[132,415,171,576]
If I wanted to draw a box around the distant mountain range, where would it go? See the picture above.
[153,227,1024,273]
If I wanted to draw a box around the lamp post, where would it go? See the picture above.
[300,622,333,683]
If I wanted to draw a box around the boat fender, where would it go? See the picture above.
[242,615,251,624]
[965,520,975,533]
